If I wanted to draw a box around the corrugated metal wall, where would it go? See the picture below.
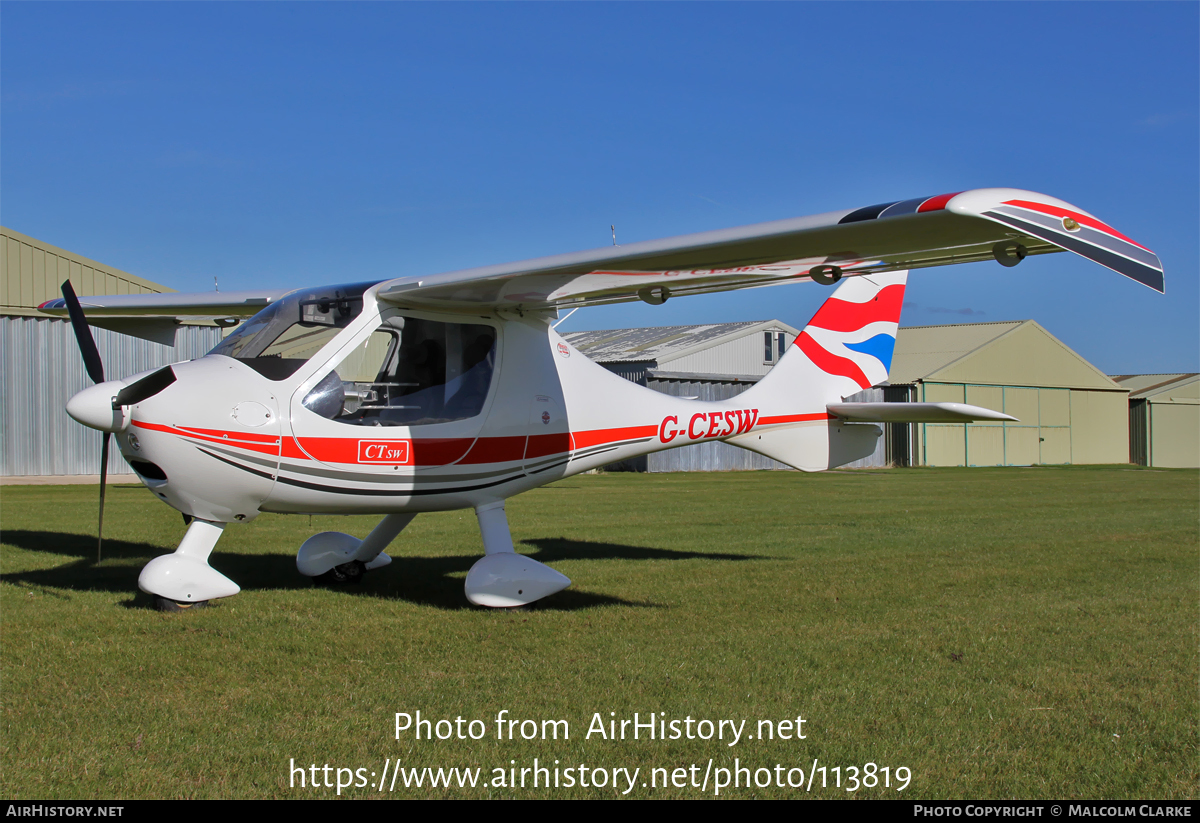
[600,361,653,385]
[883,384,917,467]
[838,387,888,469]
[2,316,223,476]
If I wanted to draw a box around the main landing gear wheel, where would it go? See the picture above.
[312,560,366,586]
[153,596,209,613]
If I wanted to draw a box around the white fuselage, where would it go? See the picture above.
[113,293,805,524]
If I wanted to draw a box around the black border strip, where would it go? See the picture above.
[983,211,1164,292]
[991,206,1162,268]
[838,201,901,224]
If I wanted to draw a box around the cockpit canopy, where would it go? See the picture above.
[207,282,374,380]
[208,282,497,427]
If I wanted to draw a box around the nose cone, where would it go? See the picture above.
[66,381,129,432]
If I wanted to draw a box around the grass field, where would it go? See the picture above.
[1,466,1196,799]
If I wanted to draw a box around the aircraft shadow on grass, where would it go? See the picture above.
[519,537,763,564]
[0,531,763,612]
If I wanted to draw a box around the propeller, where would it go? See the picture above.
[61,282,184,563]
[62,281,105,385]
[113,366,176,408]
[60,281,109,562]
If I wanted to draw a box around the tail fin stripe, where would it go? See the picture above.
[796,331,872,390]
[803,284,906,333]
[842,333,897,373]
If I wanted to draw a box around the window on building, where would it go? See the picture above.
[764,331,787,364]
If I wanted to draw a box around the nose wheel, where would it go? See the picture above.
[139,520,240,613]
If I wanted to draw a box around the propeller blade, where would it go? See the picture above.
[98,431,110,563]
[112,366,176,408]
[61,281,105,385]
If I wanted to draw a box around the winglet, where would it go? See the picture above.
[947,189,1164,293]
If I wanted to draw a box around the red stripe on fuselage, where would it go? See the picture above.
[459,436,526,464]
[132,420,281,455]
[757,412,833,425]
[175,424,280,444]
[570,424,658,450]
[525,432,572,460]
[139,419,731,471]
[802,284,905,333]
[288,436,475,466]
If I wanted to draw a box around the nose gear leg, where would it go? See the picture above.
[138,519,239,610]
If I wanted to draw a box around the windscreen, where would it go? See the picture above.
[208,282,375,380]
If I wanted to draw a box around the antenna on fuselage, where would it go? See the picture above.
[214,277,219,293]
[611,225,617,246]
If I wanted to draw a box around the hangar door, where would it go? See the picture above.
[919,383,1071,467]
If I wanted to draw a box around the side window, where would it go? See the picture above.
[302,316,496,426]
[301,330,396,419]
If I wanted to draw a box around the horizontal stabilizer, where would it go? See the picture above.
[827,402,1017,423]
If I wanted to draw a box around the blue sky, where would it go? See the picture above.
[3,2,1196,373]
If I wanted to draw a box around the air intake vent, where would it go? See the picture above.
[126,459,167,481]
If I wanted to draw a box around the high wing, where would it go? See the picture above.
[38,289,290,317]
[37,288,293,345]
[375,187,1163,312]
[38,187,1162,322]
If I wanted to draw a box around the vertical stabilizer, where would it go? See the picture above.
[729,272,907,470]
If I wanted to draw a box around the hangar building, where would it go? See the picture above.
[885,320,1130,467]
[1,227,222,479]
[1110,373,1199,468]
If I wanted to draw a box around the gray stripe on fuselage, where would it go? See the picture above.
[203,440,550,483]
[199,447,530,498]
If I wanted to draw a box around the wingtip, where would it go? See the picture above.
[948,189,1165,294]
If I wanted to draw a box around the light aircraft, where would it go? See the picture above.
[40,188,1164,611]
